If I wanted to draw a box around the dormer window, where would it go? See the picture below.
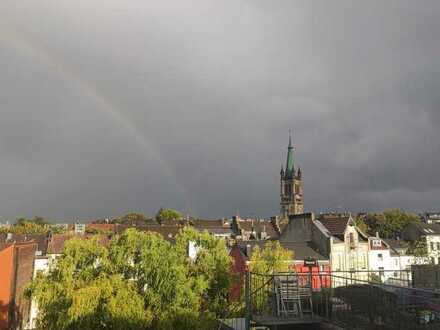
[372,239,381,247]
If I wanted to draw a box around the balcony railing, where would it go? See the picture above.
[218,270,440,330]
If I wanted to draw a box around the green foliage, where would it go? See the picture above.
[249,240,293,274]
[363,209,420,238]
[8,217,50,234]
[175,227,232,316]
[0,216,68,235]
[26,237,150,330]
[110,229,202,328]
[407,240,433,264]
[50,224,67,234]
[155,208,182,224]
[17,216,49,226]
[248,241,293,314]
[27,228,231,330]
[353,215,369,234]
[113,212,150,225]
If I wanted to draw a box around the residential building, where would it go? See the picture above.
[316,214,369,280]
[422,212,440,225]
[232,216,279,241]
[0,240,37,329]
[402,222,440,264]
[190,219,234,239]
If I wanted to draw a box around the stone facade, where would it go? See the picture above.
[280,132,303,218]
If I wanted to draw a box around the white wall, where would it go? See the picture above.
[27,258,50,329]
[426,235,440,264]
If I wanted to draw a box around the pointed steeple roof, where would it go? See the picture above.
[285,130,295,179]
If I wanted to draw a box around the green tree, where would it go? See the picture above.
[407,239,433,264]
[16,216,49,226]
[11,217,50,234]
[26,237,150,330]
[175,227,232,317]
[249,241,293,274]
[353,215,369,234]
[248,241,293,314]
[109,229,208,329]
[155,208,182,224]
[27,228,229,330]
[364,209,420,238]
[114,212,149,225]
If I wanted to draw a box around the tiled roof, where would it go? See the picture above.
[318,216,350,235]
[197,227,233,235]
[190,219,230,228]
[47,234,75,254]
[413,222,440,235]
[85,224,116,232]
[237,220,279,239]
[0,233,49,255]
[237,240,328,261]
[135,225,183,241]
[47,234,112,254]
[280,242,329,260]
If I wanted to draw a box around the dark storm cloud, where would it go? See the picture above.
[0,0,439,221]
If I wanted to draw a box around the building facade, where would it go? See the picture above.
[280,132,303,218]
[315,214,370,282]
[402,222,440,265]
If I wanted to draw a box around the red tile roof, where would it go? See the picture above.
[47,234,112,254]
[85,224,116,232]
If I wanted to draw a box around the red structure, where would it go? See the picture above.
[292,264,332,290]
[0,241,37,330]
[229,245,247,300]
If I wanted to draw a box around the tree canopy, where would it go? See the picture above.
[112,212,150,225]
[26,228,232,330]
[0,217,50,235]
[155,208,182,224]
[249,241,293,274]
[357,209,420,238]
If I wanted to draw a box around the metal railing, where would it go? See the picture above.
[219,270,440,329]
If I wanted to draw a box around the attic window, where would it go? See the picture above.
[372,239,381,247]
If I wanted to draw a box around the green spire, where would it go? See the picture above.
[285,130,295,179]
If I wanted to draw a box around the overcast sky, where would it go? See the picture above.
[0,1,439,221]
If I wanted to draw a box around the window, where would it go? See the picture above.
[372,239,381,247]
[437,242,440,251]
[378,253,383,261]
[349,233,355,248]
[361,254,367,269]
[431,242,435,251]
[349,255,355,270]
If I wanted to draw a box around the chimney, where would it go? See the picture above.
[376,232,379,238]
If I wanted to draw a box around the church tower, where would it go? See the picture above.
[280,131,304,218]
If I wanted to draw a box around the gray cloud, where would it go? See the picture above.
[0,0,439,221]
